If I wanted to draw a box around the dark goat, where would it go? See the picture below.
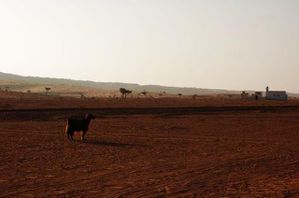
[65,113,95,141]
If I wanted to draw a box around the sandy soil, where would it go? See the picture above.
[0,95,298,197]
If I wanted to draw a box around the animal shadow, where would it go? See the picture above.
[82,139,138,148]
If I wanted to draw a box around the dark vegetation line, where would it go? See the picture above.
[1,106,299,115]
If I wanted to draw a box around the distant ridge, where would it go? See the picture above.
[2,72,298,98]
[0,72,241,96]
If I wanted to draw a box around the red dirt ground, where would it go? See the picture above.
[0,93,298,197]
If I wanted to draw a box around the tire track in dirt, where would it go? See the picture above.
[1,105,299,121]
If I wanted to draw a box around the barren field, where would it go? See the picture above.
[0,94,299,197]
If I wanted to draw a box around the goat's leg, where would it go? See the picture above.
[67,134,72,141]
[81,131,87,141]
[67,132,70,140]
[70,133,74,141]
[67,130,74,141]
[65,125,70,139]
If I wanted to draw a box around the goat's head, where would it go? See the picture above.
[85,113,95,120]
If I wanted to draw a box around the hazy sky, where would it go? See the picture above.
[0,0,298,92]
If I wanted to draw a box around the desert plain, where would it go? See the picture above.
[0,91,298,197]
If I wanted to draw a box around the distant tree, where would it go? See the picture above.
[192,94,198,99]
[241,91,249,100]
[5,86,9,92]
[178,93,182,97]
[119,88,126,98]
[45,87,51,96]
[119,88,132,98]
[27,90,31,93]
[141,90,148,97]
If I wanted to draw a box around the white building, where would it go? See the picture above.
[265,86,288,101]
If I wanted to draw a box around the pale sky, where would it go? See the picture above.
[0,0,298,92]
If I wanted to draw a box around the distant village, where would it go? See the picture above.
[241,86,288,101]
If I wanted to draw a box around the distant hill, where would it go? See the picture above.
[0,72,240,96]
[1,71,297,98]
